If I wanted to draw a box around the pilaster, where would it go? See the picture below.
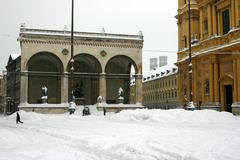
[233,58,237,103]
[209,63,214,103]
[218,11,221,35]
[135,74,143,104]
[231,0,236,28]
[201,62,205,105]
[19,71,28,106]
[235,0,239,26]
[61,73,69,103]
[232,57,240,114]
[237,58,240,101]
[213,62,220,103]
[208,3,213,36]
[212,4,217,35]
[193,59,197,103]
[199,7,203,40]
[99,72,106,103]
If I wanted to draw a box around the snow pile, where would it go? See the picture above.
[113,109,239,123]
[4,110,48,122]
[1,108,240,160]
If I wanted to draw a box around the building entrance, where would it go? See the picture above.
[225,85,233,113]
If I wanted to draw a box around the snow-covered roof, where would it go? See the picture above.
[10,54,20,60]
[142,64,178,83]
[130,64,178,85]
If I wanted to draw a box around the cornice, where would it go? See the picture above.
[197,0,212,7]
[178,2,199,16]
[18,30,143,48]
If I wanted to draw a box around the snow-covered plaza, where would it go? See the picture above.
[1,107,240,160]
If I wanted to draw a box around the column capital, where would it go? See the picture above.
[100,72,106,76]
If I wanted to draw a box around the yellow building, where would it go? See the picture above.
[176,0,240,114]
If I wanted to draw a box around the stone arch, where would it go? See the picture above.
[105,55,138,104]
[27,52,63,104]
[67,53,102,105]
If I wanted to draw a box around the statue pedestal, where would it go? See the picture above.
[41,96,48,103]
[118,96,124,104]
[75,97,85,105]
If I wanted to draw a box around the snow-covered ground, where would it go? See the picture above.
[1,107,240,160]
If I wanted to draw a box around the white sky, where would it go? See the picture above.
[0,0,178,72]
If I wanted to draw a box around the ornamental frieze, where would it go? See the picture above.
[20,38,143,49]
[19,28,143,49]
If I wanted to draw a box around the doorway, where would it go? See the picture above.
[225,85,232,112]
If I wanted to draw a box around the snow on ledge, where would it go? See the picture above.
[18,102,69,108]
[97,103,144,108]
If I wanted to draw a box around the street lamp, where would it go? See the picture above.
[187,0,194,109]
[70,0,74,101]
[69,0,76,114]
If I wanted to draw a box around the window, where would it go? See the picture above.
[222,9,230,35]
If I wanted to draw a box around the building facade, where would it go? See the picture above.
[17,27,143,113]
[176,0,240,114]
[149,57,158,70]
[159,56,168,67]
[6,54,21,114]
[131,64,179,109]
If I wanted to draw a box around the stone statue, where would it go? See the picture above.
[73,82,84,98]
[118,87,123,97]
[41,85,48,97]
[118,87,124,104]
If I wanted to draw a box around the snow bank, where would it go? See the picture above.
[4,110,48,122]
[4,108,239,124]
[112,109,240,123]
[1,108,240,160]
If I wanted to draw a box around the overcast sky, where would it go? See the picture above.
[0,0,178,72]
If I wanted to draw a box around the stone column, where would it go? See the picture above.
[212,4,217,35]
[208,4,213,36]
[19,71,28,105]
[61,72,69,104]
[99,72,106,103]
[135,73,142,104]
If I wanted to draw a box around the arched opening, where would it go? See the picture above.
[68,54,102,105]
[105,55,137,104]
[27,52,63,104]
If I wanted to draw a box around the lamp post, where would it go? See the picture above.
[68,0,76,114]
[187,0,194,109]
[70,0,74,101]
